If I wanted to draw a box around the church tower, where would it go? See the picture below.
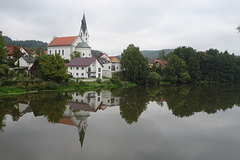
[79,13,89,44]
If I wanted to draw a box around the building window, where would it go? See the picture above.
[71,67,72,70]
[77,67,79,70]
[76,73,78,76]
[98,73,101,78]
[62,50,64,55]
[98,68,101,72]
[49,50,51,55]
[98,97,100,102]
[83,53,85,56]
[59,50,60,54]
[82,67,84,70]
[108,66,110,69]
[55,50,57,54]
[82,73,84,76]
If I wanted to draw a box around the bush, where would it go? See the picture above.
[40,81,59,90]
[96,78,102,84]
[110,76,122,86]
[148,72,161,85]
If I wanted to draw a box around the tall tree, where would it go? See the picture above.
[163,54,191,83]
[38,54,68,83]
[121,44,150,84]
[0,31,6,63]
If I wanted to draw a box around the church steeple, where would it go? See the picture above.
[79,12,89,44]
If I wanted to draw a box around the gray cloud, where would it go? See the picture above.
[0,0,240,55]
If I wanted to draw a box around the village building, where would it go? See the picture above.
[66,57,103,79]
[48,13,122,79]
[47,14,91,60]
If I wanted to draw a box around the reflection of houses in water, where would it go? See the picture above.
[14,102,32,117]
[59,90,121,148]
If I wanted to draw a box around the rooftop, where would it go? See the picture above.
[48,36,78,46]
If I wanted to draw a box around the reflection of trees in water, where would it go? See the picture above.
[1,84,240,129]
[0,92,72,131]
[161,84,240,117]
[30,92,71,123]
[117,87,150,124]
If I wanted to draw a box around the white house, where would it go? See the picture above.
[15,56,36,71]
[66,57,103,79]
[99,54,122,78]
[47,13,91,60]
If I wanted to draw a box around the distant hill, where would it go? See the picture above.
[3,36,48,50]
[140,49,174,59]
[116,49,174,60]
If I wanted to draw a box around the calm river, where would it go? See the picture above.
[1,84,240,160]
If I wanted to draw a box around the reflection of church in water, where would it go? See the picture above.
[58,90,121,148]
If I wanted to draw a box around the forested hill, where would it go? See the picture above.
[3,36,48,50]
[140,49,174,59]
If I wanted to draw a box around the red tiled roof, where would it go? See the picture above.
[109,56,120,63]
[6,45,14,52]
[66,57,96,67]
[59,117,75,126]
[153,59,168,67]
[48,36,78,46]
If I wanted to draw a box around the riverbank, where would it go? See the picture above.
[0,80,137,96]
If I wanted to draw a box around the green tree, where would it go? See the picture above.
[148,72,161,85]
[163,54,190,83]
[121,44,150,84]
[70,51,81,60]
[35,46,44,56]
[0,31,6,63]
[39,54,68,83]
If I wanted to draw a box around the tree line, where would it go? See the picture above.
[121,44,240,84]
[3,35,48,50]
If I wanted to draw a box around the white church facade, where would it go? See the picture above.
[47,14,91,61]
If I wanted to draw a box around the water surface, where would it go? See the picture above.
[1,84,240,160]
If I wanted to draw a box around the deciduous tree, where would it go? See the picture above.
[38,54,68,83]
[121,44,149,84]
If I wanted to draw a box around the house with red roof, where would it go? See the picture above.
[66,57,103,79]
[47,13,91,60]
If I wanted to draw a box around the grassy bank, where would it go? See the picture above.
[0,79,137,96]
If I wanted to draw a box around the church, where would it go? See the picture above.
[47,13,91,60]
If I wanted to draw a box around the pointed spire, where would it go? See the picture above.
[81,13,87,34]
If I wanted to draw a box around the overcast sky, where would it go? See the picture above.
[0,0,240,55]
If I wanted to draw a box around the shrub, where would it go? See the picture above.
[148,72,161,85]
[110,76,122,86]
[96,78,102,84]
[44,81,59,90]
